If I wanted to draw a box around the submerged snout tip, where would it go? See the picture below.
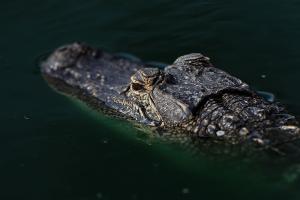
[41,42,85,72]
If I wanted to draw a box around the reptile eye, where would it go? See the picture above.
[132,83,144,91]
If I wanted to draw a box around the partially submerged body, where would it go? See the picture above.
[41,42,300,155]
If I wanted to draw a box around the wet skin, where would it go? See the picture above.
[41,42,300,152]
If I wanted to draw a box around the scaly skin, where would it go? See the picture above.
[41,42,300,154]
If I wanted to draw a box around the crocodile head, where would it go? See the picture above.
[42,43,253,128]
[40,42,300,157]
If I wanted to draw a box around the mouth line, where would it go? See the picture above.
[42,73,136,122]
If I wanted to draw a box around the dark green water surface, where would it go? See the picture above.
[1,0,300,199]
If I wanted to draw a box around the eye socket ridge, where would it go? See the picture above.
[129,68,165,93]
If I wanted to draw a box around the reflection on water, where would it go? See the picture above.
[1,0,300,199]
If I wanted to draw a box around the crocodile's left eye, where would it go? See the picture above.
[131,83,144,91]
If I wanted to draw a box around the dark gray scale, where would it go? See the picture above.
[195,98,239,137]
[157,54,251,115]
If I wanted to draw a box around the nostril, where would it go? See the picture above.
[56,42,85,54]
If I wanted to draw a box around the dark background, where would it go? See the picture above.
[1,0,300,199]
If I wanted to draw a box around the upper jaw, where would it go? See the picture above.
[41,42,161,125]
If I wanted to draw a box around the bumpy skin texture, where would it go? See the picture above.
[41,42,300,151]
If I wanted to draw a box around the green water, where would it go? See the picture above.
[1,0,300,199]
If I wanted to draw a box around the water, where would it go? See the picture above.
[1,0,300,199]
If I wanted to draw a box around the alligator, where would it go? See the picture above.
[41,42,300,155]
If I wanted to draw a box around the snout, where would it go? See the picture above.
[41,42,94,72]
